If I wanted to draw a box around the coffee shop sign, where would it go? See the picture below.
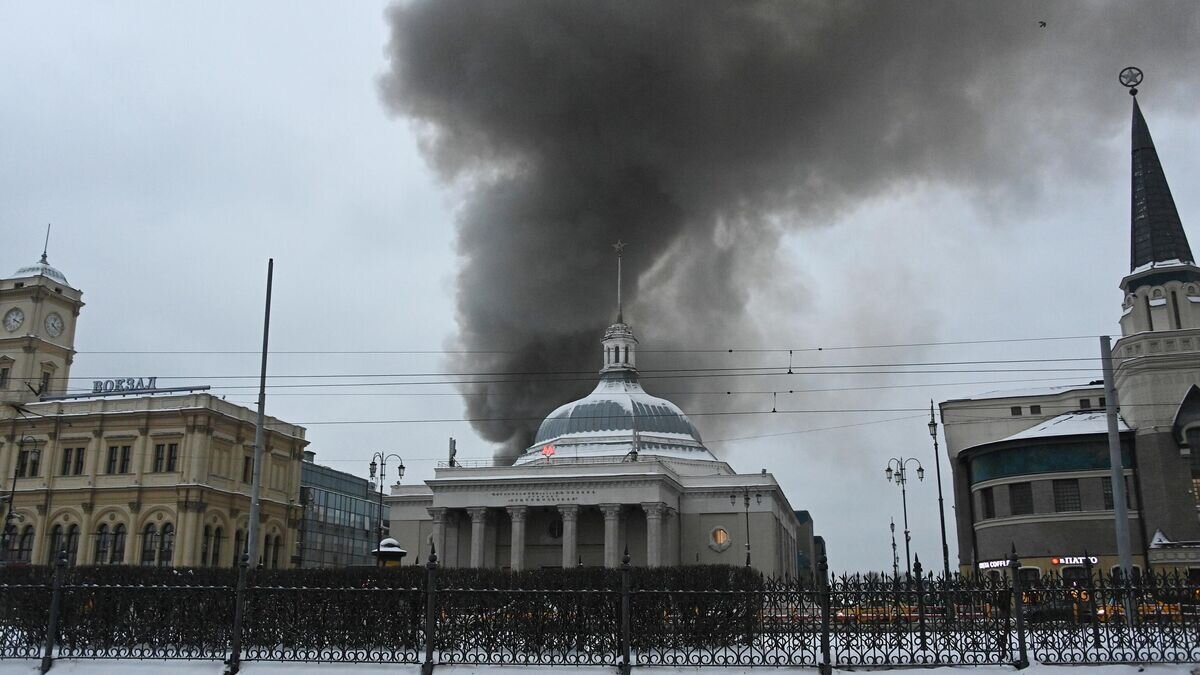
[92,377,158,393]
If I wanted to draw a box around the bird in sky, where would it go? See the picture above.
[1038,21,1047,28]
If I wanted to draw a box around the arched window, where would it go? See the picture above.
[233,528,245,568]
[270,535,281,569]
[200,526,212,567]
[110,524,127,565]
[141,524,159,566]
[65,525,80,566]
[47,524,63,564]
[158,523,175,567]
[17,526,35,563]
[212,527,224,567]
[94,524,110,565]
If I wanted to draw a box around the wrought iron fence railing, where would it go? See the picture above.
[2,549,1199,674]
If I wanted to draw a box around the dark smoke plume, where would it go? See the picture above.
[380,1,1200,462]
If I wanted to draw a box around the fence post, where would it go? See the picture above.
[422,543,439,675]
[226,553,250,675]
[39,549,67,674]
[619,548,632,675]
[818,554,832,675]
[1009,546,1029,669]
[914,556,928,654]
[1083,552,1101,651]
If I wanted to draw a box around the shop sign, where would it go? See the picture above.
[1051,556,1099,565]
[976,559,1011,570]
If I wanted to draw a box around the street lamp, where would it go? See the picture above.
[730,487,762,568]
[2,436,40,563]
[928,401,952,580]
[368,453,405,548]
[890,518,899,580]
[884,456,923,578]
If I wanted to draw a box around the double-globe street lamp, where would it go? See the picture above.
[2,436,40,563]
[884,456,923,579]
[368,453,405,547]
[730,487,762,568]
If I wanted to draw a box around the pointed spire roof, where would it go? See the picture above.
[1130,98,1193,270]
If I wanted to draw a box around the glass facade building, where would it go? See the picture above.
[298,453,386,567]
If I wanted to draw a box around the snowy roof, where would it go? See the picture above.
[998,411,1129,444]
[12,254,68,285]
[952,383,1099,402]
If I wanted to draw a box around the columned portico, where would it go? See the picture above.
[558,504,579,568]
[600,503,622,568]
[507,505,527,571]
[428,507,447,560]
[642,502,666,567]
[467,507,489,568]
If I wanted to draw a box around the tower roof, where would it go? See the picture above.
[12,252,69,285]
[1130,99,1193,271]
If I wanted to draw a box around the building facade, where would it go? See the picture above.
[388,314,814,576]
[941,94,1200,579]
[1,255,308,568]
[298,450,388,568]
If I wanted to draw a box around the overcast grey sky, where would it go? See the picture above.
[3,2,1199,571]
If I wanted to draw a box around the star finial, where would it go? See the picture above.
[612,240,627,323]
[613,239,627,256]
[1119,66,1143,97]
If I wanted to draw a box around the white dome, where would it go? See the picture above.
[13,254,68,285]
[515,321,717,465]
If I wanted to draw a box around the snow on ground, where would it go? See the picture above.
[5,662,1199,675]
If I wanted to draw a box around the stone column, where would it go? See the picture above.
[468,507,488,568]
[506,505,527,571]
[643,502,666,567]
[428,507,447,562]
[557,505,579,568]
[600,503,622,568]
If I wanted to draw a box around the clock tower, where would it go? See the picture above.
[0,252,84,404]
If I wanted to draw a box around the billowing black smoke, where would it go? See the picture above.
[379,1,1200,462]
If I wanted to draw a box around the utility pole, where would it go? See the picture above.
[1101,337,1135,587]
[928,402,952,580]
[247,259,274,566]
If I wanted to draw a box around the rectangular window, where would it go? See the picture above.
[243,456,253,484]
[60,448,74,476]
[1030,405,1041,415]
[1009,482,1034,515]
[106,447,119,474]
[1102,476,1133,510]
[0,366,9,388]
[981,487,996,519]
[1053,479,1081,512]
[1080,398,1092,410]
[17,449,40,478]
[40,371,51,393]
[153,444,165,473]
[1010,406,1022,416]
[1099,397,1107,409]
[166,443,179,472]
[73,448,84,475]
[118,446,131,474]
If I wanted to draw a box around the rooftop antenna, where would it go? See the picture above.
[612,240,627,323]
[41,224,51,263]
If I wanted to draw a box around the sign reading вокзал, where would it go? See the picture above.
[92,377,159,393]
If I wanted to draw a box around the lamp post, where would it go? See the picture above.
[927,401,952,580]
[2,436,40,563]
[368,453,405,547]
[884,456,924,578]
[730,487,762,568]
[890,518,899,580]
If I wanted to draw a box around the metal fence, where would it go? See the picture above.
[3,550,1200,674]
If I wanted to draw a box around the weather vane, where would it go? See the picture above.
[1119,66,1143,97]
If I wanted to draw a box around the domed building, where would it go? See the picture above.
[387,313,815,576]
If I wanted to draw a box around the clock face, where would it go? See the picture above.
[3,308,24,332]
[45,312,65,338]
